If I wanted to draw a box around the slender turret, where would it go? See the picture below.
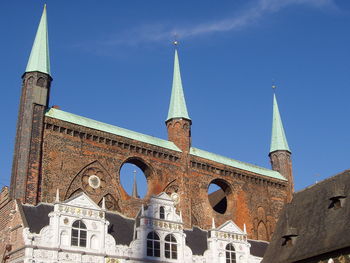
[269,89,293,200]
[166,44,191,152]
[10,5,52,204]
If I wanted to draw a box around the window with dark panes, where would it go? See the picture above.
[165,234,177,259]
[160,206,165,219]
[225,243,236,263]
[71,220,87,247]
[147,231,160,257]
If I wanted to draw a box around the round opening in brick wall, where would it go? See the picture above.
[207,179,231,214]
[120,158,149,198]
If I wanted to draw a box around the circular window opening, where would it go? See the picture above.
[208,179,230,214]
[120,159,149,198]
[88,175,101,189]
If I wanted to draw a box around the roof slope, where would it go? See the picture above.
[184,227,208,255]
[262,169,350,263]
[248,240,269,258]
[190,147,286,181]
[106,212,135,246]
[21,203,54,233]
[45,108,181,152]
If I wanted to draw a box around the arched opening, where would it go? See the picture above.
[159,206,165,219]
[60,230,69,246]
[90,235,98,249]
[71,220,87,247]
[147,231,160,257]
[120,158,149,198]
[225,243,236,263]
[257,221,268,241]
[165,234,177,259]
[207,179,231,214]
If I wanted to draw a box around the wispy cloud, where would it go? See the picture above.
[92,0,336,48]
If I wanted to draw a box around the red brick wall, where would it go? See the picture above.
[35,116,289,240]
[0,199,25,261]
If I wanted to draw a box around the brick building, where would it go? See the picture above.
[0,5,294,262]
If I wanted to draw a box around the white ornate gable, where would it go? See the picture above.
[217,220,244,234]
[155,192,173,202]
[63,192,101,210]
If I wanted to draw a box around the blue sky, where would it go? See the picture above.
[1,0,349,196]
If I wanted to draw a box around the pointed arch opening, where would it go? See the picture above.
[257,221,268,241]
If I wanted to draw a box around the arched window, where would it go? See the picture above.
[165,234,177,259]
[147,232,160,257]
[159,206,165,219]
[225,243,236,263]
[71,220,87,247]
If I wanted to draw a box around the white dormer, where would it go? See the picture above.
[142,192,181,222]
[23,192,119,262]
[204,221,251,263]
[130,192,192,262]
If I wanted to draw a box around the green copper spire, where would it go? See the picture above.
[166,48,190,122]
[25,5,51,76]
[270,92,290,153]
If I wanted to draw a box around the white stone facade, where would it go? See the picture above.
[16,193,263,263]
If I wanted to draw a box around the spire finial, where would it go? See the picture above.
[141,204,145,216]
[55,188,60,203]
[212,217,216,229]
[26,5,51,76]
[102,197,106,210]
[244,223,247,234]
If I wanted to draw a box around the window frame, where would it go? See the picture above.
[71,220,87,248]
[159,206,165,219]
[225,243,236,263]
[146,231,160,257]
[164,234,177,259]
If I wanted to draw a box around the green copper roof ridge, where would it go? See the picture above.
[166,49,190,122]
[26,5,51,76]
[270,93,290,153]
[190,147,286,181]
[45,108,182,152]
